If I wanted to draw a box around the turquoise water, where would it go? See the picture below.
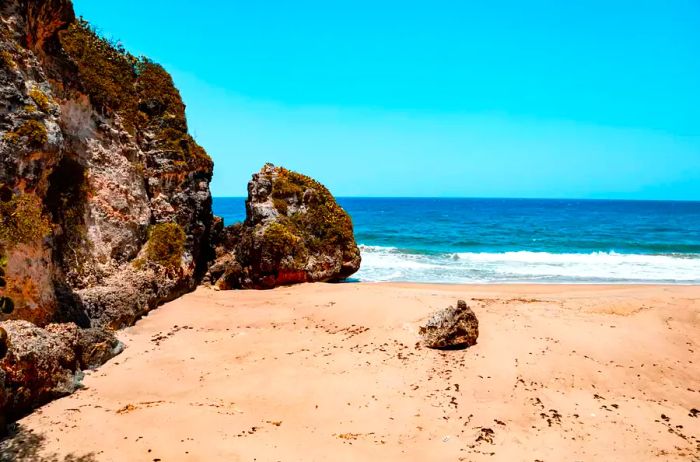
[213,197,700,284]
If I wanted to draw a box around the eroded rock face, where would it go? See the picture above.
[0,0,214,328]
[419,300,479,349]
[0,320,122,418]
[0,0,213,418]
[207,164,361,289]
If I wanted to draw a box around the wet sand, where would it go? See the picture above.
[11,283,700,461]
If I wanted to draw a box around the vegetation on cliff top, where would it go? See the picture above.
[135,59,186,131]
[59,19,138,131]
[146,223,186,269]
[58,19,211,169]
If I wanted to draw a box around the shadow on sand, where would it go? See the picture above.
[0,425,96,462]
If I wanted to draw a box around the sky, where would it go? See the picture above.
[72,0,700,200]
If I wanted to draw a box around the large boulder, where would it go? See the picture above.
[0,320,122,418]
[208,164,361,289]
[419,300,479,349]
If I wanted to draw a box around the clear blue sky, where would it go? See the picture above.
[73,0,700,199]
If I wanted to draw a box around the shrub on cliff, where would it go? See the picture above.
[145,223,186,269]
[263,222,305,267]
[59,19,138,130]
[272,167,355,252]
[135,59,186,131]
[58,20,212,170]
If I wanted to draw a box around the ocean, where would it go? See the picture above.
[213,197,700,284]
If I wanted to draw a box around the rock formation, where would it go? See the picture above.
[207,164,361,289]
[0,0,213,417]
[419,300,479,349]
[0,320,122,419]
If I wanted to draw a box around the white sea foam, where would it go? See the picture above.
[355,245,700,283]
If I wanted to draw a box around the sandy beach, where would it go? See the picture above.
[8,283,700,461]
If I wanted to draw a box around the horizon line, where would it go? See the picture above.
[212,196,700,203]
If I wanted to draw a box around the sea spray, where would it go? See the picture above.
[356,246,700,283]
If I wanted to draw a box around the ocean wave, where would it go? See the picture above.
[356,245,700,283]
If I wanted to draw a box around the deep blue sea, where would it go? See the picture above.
[213,198,700,284]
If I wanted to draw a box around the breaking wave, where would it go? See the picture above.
[355,245,700,284]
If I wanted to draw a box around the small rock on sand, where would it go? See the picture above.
[419,300,479,349]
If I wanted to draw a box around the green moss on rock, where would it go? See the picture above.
[268,167,356,252]
[29,88,52,113]
[4,120,48,147]
[270,168,354,253]
[263,222,299,260]
[0,193,51,246]
[208,165,360,288]
[272,197,289,215]
[271,169,306,202]
[145,222,186,269]
[0,50,16,70]
[0,246,7,267]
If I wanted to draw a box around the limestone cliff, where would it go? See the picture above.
[0,0,214,329]
[207,164,360,289]
[0,0,213,417]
